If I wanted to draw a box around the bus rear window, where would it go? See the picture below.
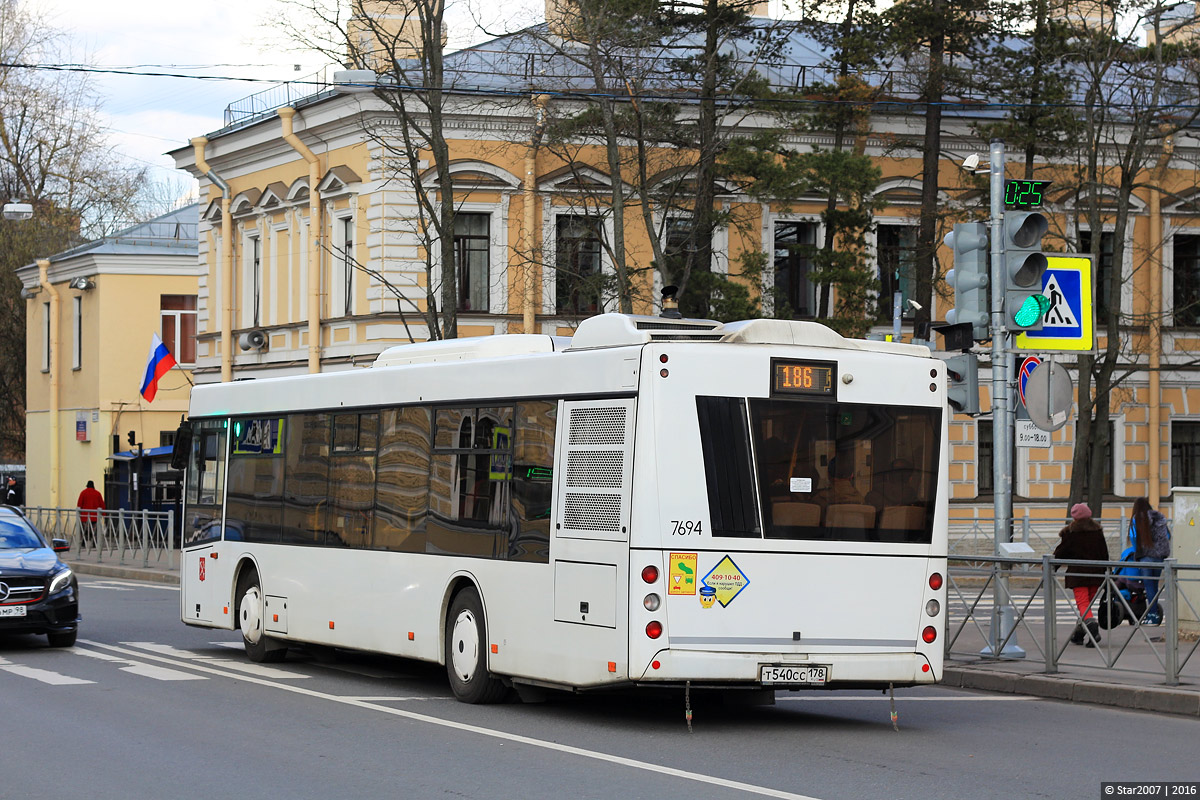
[696,397,941,543]
[751,399,940,543]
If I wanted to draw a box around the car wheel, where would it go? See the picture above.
[47,630,77,648]
[445,588,506,704]
[237,570,286,663]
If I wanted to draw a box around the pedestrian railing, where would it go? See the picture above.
[947,555,1200,685]
[948,508,1154,558]
[21,506,176,570]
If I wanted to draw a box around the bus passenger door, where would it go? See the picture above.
[180,419,233,628]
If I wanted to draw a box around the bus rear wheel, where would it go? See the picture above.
[237,570,286,664]
[445,588,506,704]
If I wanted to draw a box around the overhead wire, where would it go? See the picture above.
[2,58,1195,115]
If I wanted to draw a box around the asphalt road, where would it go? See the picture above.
[1,577,1196,800]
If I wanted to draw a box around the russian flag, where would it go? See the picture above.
[140,333,178,403]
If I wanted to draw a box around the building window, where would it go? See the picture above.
[978,420,993,495]
[72,296,82,370]
[251,236,262,327]
[664,217,694,270]
[1172,421,1200,487]
[774,221,818,318]
[341,217,354,317]
[1174,234,1200,326]
[877,224,917,322]
[453,213,490,312]
[555,215,603,315]
[1079,230,1115,322]
[162,295,198,366]
[42,301,50,371]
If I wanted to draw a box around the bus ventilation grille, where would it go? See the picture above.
[569,407,626,445]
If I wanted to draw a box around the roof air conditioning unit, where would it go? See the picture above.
[238,330,268,352]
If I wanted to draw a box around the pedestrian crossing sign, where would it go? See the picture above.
[1015,255,1095,352]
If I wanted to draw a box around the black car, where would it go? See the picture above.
[0,506,79,647]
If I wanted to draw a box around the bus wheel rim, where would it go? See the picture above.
[451,610,479,682]
[241,586,263,645]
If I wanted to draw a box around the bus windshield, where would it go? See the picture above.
[698,396,941,543]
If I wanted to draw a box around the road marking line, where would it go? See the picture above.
[89,641,823,800]
[0,656,94,685]
[340,696,452,701]
[73,646,206,681]
[776,695,1037,702]
[80,579,178,592]
[122,642,306,678]
[211,641,243,650]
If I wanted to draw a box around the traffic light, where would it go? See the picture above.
[1002,211,1050,331]
[127,430,136,448]
[944,222,989,341]
[944,353,980,415]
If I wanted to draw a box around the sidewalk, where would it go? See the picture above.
[66,552,1200,717]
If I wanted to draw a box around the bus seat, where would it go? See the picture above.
[772,501,822,527]
[879,505,925,531]
[826,503,876,529]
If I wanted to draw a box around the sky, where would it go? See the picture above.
[28,0,546,203]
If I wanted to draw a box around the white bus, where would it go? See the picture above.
[178,314,948,703]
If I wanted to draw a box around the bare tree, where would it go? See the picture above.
[1050,0,1200,514]
[0,0,148,461]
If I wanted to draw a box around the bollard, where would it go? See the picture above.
[1043,555,1058,674]
[1165,558,1178,686]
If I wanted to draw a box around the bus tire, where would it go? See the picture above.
[237,570,286,664]
[445,588,506,704]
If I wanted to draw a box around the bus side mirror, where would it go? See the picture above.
[171,421,193,471]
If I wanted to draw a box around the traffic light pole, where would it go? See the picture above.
[987,139,1024,658]
[989,140,1012,557]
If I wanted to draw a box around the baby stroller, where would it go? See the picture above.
[1096,546,1148,629]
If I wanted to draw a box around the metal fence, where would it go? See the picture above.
[946,555,1200,685]
[21,506,176,570]
[948,508,1156,558]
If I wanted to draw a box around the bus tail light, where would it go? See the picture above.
[922,626,937,644]
[641,565,659,584]
[926,599,940,617]
[644,593,660,611]
[929,572,943,591]
[646,620,663,639]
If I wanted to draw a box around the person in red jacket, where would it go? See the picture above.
[77,480,106,547]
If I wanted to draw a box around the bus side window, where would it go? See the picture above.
[374,406,431,553]
[509,400,555,563]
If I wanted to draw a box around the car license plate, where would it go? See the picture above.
[759,664,828,685]
[0,605,27,618]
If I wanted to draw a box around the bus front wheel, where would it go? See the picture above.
[445,588,506,704]
[237,571,286,664]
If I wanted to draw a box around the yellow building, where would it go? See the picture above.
[167,13,1200,518]
[18,205,201,510]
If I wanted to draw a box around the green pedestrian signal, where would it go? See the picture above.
[1002,211,1050,331]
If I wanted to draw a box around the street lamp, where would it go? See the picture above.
[3,202,33,221]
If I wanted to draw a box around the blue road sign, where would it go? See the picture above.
[1015,255,1095,352]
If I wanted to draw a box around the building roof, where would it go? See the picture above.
[42,204,200,264]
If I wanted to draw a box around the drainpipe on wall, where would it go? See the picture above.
[38,259,60,507]
[1148,137,1173,505]
[192,137,234,382]
[279,107,322,374]
[524,94,550,334]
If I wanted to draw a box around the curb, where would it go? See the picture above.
[943,666,1200,717]
[72,562,180,586]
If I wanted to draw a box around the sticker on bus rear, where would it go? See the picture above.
[701,555,750,608]
[668,553,698,595]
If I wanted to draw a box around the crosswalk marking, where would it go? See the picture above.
[0,655,94,685]
[123,641,307,679]
[73,646,205,681]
